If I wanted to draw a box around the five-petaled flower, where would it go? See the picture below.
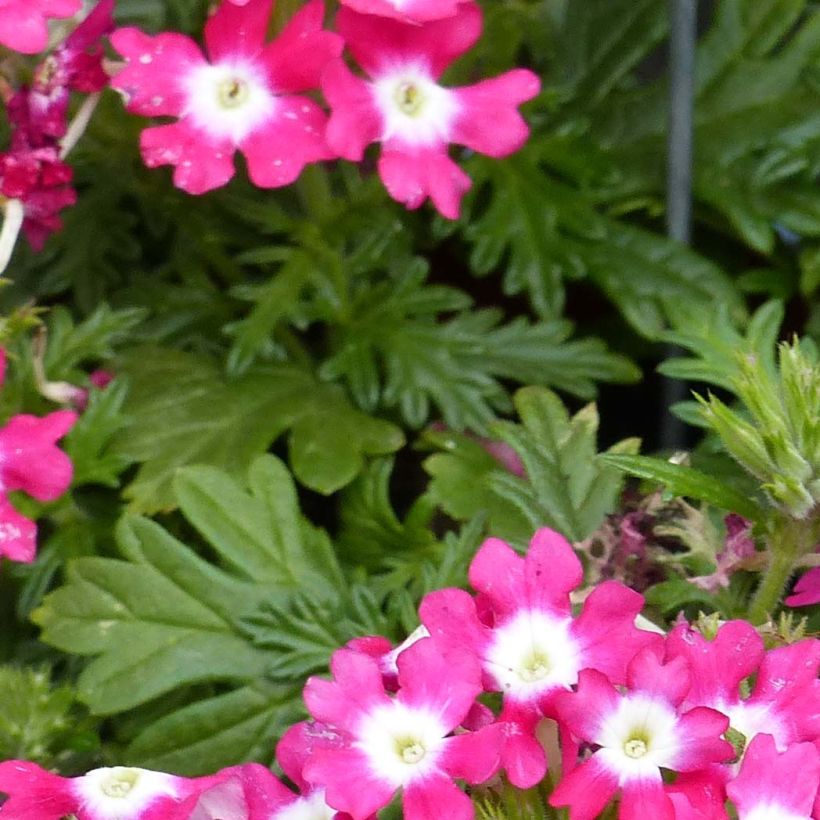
[110,0,342,194]
[420,527,661,787]
[302,637,504,820]
[322,4,540,218]
[549,646,734,820]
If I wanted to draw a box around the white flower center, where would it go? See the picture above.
[372,66,459,147]
[596,694,680,782]
[73,767,178,819]
[484,610,582,700]
[719,700,785,752]
[357,701,446,786]
[182,60,275,144]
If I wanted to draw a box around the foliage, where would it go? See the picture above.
[4,0,820,793]
[423,386,640,545]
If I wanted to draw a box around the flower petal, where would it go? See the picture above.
[140,123,235,195]
[451,69,540,157]
[259,0,342,93]
[241,98,331,188]
[336,4,482,80]
[204,0,273,61]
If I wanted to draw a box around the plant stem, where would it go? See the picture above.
[748,514,819,624]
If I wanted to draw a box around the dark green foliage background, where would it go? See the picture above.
[2,0,820,778]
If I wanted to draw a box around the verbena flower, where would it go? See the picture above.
[420,527,660,787]
[322,4,539,218]
[0,0,81,54]
[0,761,224,819]
[0,348,76,562]
[549,646,734,820]
[666,620,820,752]
[110,0,341,194]
[302,637,503,820]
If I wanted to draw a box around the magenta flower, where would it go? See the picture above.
[0,355,76,563]
[549,647,734,820]
[666,620,820,751]
[0,0,81,54]
[726,733,820,819]
[0,146,77,250]
[0,761,225,819]
[689,514,758,593]
[322,4,540,219]
[13,0,116,144]
[419,528,661,787]
[110,0,342,194]
[302,637,503,820]
[786,566,820,607]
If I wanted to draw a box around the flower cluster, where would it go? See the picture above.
[0,349,76,563]
[0,0,113,260]
[3,527,820,819]
[110,0,540,217]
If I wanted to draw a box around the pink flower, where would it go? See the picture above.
[786,566,820,607]
[549,647,734,820]
[302,637,503,820]
[322,4,540,218]
[0,146,77,250]
[419,528,661,787]
[666,620,820,752]
[14,0,116,143]
[0,760,225,819]
[726,733,820,819]
[0,0,81,55]
[110,0,342,194]
[0,349,76,563]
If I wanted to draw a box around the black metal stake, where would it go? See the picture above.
[661,0,697,450]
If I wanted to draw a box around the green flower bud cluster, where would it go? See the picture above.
[699,340,820,521]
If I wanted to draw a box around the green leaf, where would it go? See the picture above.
[30,455,358,774]
[33,528,271,715]
[424,386,640,543]
[659,301,783,391]
[125,682,301,775]
[174,457,343,593]
[0,666,98,768]
[323,268,638,433]
[600,454,762,522]
[111,346,404,513]
[64,378,132,487]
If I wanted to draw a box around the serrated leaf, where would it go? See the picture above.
[110,346,404,513]
[323,269,638,433]
[64,379,132,487]
[33,535,270,713]
[174,456,343,592]
[600,454,762,522]
[424,386,639,544]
